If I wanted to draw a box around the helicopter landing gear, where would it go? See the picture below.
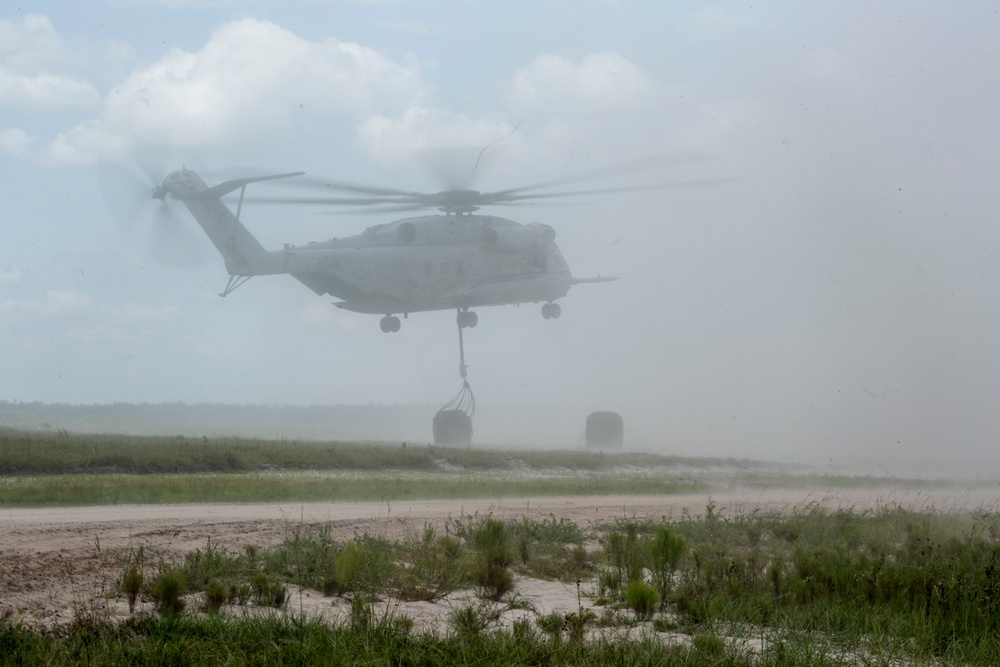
[457,309,478,329]
[541,302,562,319]
[379,315,401,333]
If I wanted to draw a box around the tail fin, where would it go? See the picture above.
[159,169,302,273]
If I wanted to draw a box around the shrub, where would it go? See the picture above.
[151,570,186,615]
[470,518,515,601]
[625,580,660,621]
[122,565,143,614]
[333,542,364,594]
[604,522,646,585]
[565,608,596,643]
[203,580,229,613]
[449,604,492,639]
[252,573,287,608]
[397,535,467,602]
[475,561,514,601]
[536,611,565,643]
[650,525,685,604]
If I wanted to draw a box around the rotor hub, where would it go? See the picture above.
[436,190,482,214]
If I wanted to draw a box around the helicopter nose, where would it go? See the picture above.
[151,184,168,200]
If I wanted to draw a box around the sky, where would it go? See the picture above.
[2,1,999,467]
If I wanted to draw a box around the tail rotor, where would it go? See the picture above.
[98,155,209,268]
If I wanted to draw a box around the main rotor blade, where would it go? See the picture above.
[488,152,714,198]
[275,176,422,198]
[483,177,738,203]
[314,204,431,216]
[246,195,425,207]
[242,151,728,213]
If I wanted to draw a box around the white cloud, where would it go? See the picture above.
[498,51,736,164]
[44,18,427,165]
[0,14,63,72]
[0,300,17,314]
[0,70,100,109]
[0,15,101,109]
[355,48,734,182]
[357,108,517,164]
[23,289,91,315]
[506,51,654,114]
[0,266,21,286]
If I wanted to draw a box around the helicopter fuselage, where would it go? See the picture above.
[223,212,571,315]
[160,168,610,331]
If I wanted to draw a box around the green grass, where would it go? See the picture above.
[0,429,961,507]
[593,504,1000,662]
[0,613,803,666]
[9,507,1000,664]
[0,428,764,475]
[0,471,709,506]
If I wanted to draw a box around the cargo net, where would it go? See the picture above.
[433,380,475,447]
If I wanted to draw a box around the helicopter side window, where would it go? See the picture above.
[440,263,450,275]
[531,253,547,271]
[424,261,432,277]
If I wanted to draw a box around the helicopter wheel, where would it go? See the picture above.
[380,315,401,333]
[458,310,478,329]
[542,302,561,319]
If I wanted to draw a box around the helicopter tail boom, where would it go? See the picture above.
[159,169,296,275]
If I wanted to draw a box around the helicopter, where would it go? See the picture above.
[122,155,718,333]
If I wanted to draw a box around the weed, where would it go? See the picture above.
[470,518,515,601]
[649,524,685,605]
[251,573,287,608]
[396,530,467,602]
[692,632,725,657]
[598,567,622,599]
[604,521,646,585]
[349,596,374,633]
[625,580,660,621]
[150,570,185,615]
[121,565,143,614]
[448,603,500,639]
[652,617,678,632]
[565,608,596,643]
[536,611,565,644]
[203,580,229,613]
[233,582,252,606]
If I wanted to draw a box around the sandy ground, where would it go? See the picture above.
[2,486,997,629]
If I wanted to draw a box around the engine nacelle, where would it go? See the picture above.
[483,222,556,253]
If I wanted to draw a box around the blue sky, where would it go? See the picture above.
[2,1,999,466]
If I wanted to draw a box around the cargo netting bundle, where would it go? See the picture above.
[585,411,624,449]
[433,380,475,446]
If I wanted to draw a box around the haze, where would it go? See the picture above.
[2,2,998,474]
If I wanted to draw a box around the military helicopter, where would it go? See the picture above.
[115,154,715,333]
